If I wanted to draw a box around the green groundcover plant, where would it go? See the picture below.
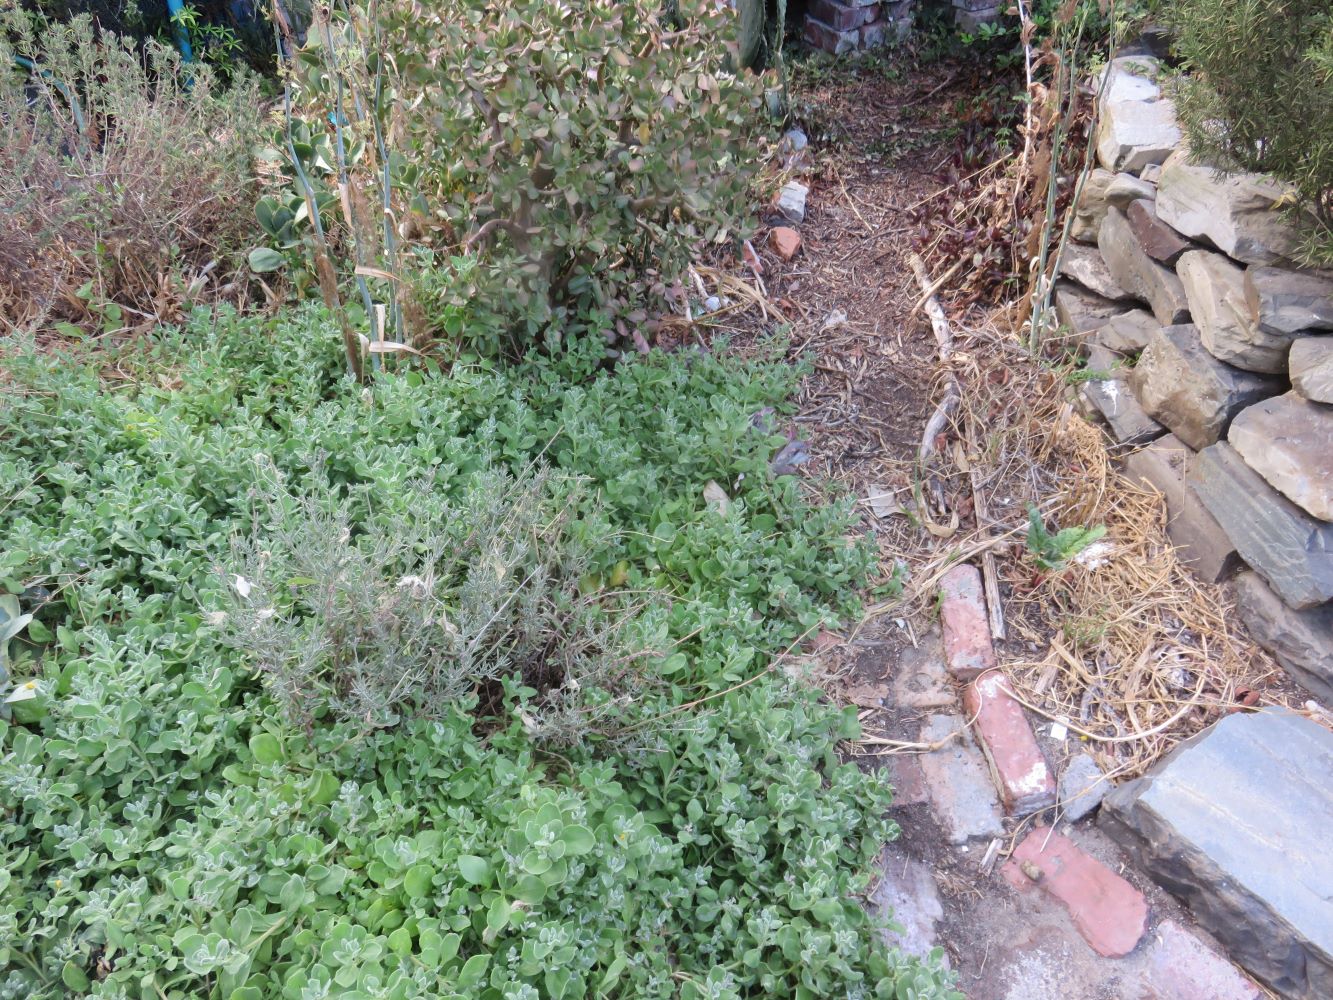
[0,310,958,999]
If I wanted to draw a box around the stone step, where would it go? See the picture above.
[917,713,1005,844]
[1101,708,1333,998]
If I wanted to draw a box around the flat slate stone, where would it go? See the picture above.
[1245,267,1333,336]
[1123,433,1241,583]
[1189,442,1333,608]
[1129,324,1282,450]
[1234,571,1333,704]
[1155,151,1301,266]
[1056,243,1131,302]
[1101,709,1333,999]
[1106,172,1157,209]
[1058,752,1109,822]
[1228,393,1333,521]
[1177,250,1292,373]
[918,714,1006,844]
[1093,308,1158,353]
[1290,337,1333,404]
[1082,377,1165,445]
[1052,280,1124,344]
[1099,208,1191,325]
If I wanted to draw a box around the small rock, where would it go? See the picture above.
[769,226,801,261]
[776,181,809,224]
[918,714,1006,844]
[702,295,723,312]
[1098,208,1191,324]
[1189,442,1333,608]
[1129,324,1282,450]
[1101,709,1333,997]
[1058,753,1109,822]
[1245,266,1333,336]
[1095,57,1182,173]
[1290,337,1333,403]
[1123,433,1241,583]
[1002,826,1150,958]
[1093,309,1158,353]
[1139,163,1163,184]
[1228,393,1333,520]
[1155,151,1302,265]
[1071,168,1115,244]
[1052,280,1125,344]
[702,480,730,515]
[1177,250,1291,373]
[782,127,809,152]
[1056,244,1131,302]
[1126,198,1193,266]
[770,438,810,476]
[1106,172,1157,209]
[1234,571,1333,704]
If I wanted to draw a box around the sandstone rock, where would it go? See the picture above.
[1228,393,1333,521]
[1129,324,1282,449]
[1082,377,1165,445]
[1095,57,1181,173]
[1189,443,1333,608]
[1052,280,1123,344]
[1101,709,1333,999]
[1245,267,1333,336]
[1290,337,1333,403]
[1106,172,1157,209]
[1139,163,1162,184]
[1058,753,1108,822]
[1071,168,1115,244]
[1155,152,1301,265]
[1093,309,1158,353]
[1177,250,1291,373]
[1056,244,1131,302]
[1099,208,1190,324]
[1127,198,1192,266]
[1123,433,1241,582]
[1234,571,1333,705]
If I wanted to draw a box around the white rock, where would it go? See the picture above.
[777,181,808,224]
[1095,57,1181,173]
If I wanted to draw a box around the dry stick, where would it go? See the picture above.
[966,417,1008,640]
[908,258,965,318]
[909,252,958,527]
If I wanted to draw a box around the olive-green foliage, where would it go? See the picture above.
[0,309,958,999]
[279,0,763,353]
[1165,0,1333,261]
[0,9,263,332]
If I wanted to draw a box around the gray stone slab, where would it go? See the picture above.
[1290,337,1333,404]
[1129,324,1283,450]
[1052,280,1124,345]
[1101,709,1333,999]
[891,630,957,711]
[1189,443,1333,609]
[1123,433,1241,583]
[1246,267,1333,336]
[918,714,1005,845]
[870,845,947,964]
[1082,377,1166,445]
[1056,243,1132,302]
[1106,172,1157,209]
[1228,393,1333,521]
[1095,57,1181,174]
[1178,250,1292,374]
[1234,571,1333,704]
[1071,168,1115,245]
[1099,207,1191,324]
[1093,308,1158,354]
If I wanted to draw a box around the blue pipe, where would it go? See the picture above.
[12,55,88,140]
[165,0,195,64]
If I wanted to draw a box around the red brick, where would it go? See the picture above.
[1002,827,1149,958]
[802,16,859,55]
[810,0,876,32]
[938,563,997,679]
[769,226,801,261]
[963,670,1056,814]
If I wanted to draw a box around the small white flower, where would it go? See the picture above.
[204,611,229,627]
[256,607,276,620]
[5,680,40,703]
[232,575,253,599]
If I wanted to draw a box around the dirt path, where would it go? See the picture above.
[737,55,1269,1000]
